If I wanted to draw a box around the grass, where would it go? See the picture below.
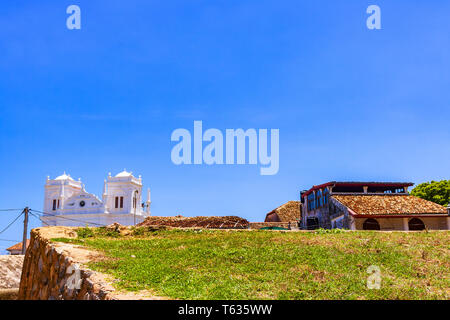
[52,228,450,300]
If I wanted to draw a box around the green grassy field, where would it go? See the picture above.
[53,228,449,300]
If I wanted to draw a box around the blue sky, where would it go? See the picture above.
[1,1,449,253]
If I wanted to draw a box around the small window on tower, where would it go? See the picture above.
[120,197,124,208]
[115,197,119,209]
[57,199,60,209]
[52,199,57,211]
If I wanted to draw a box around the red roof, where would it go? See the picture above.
[6,240,30,252]
[332,194,447,216]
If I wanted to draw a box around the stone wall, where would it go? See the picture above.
[18,227,118,300]
[16,226,161,300]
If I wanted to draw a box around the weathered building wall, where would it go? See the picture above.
[354,217,404,231]
[421,217,449,230]
[354,217,449,231]
[302,198,352,230]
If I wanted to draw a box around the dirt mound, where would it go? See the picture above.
[138,216,249,229]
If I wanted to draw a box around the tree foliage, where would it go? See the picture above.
[411,180,450,206]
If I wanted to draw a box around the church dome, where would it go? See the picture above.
[115,169,132,178]
[55,172,74,181]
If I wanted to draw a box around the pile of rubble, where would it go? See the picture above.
[137,215,249,229]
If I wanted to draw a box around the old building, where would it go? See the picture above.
[265,201,301,223]
[6,240,29,255]
[300,181,449,231]
[41,170,151,226]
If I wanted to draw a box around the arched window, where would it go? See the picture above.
[409,218,425,231]
[133,190,139,209]
[363,218,380,230]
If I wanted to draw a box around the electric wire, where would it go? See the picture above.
[0,210,24,235]
[30,209,106,226]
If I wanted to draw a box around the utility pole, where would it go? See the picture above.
[21,207,29,255]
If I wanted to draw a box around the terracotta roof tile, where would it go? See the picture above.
[6,240,30,252]
[265,201,301,222]
[332,195,447,216]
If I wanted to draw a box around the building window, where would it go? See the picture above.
[317,190,323,207]
[323,188,329,205]
[52,199,57,211]
[57,199,60,209]
[307,193,315,211]
[115,197,119,209]
[409,218,425,231]
[133,190,138,209]
[120,196,124,208]
[363,218,380,230]
[306,217,320,230]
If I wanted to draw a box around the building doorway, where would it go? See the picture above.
[363,218,380,230]
[408,218,425,231]
[306,217,320,230]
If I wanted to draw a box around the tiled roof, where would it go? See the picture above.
[6,240,30,252]
[265,201,301,222]
[332,195,447,216]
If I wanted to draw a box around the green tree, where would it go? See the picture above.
[411,180,450,206]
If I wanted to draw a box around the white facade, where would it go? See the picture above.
[42,170,151,227]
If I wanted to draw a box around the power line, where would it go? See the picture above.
[0,210,24,235]
[29,211,51,226]
[30,209,106,226]
[0,208,23,212]
[0,238,21,243]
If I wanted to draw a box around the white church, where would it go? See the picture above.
[42,170,151,227]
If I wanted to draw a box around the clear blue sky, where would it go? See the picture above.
[1,1,449,253]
